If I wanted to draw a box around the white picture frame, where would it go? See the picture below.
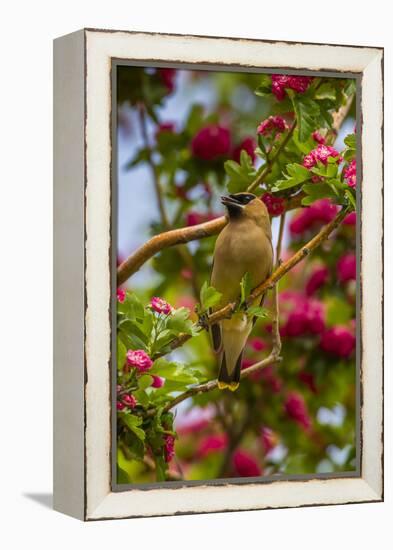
[53,28,383,521]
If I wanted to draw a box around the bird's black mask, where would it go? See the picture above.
[221,193,256,217]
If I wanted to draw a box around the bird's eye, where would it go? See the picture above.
[236,193,255,204]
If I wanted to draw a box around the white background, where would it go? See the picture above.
[1,1,391,548]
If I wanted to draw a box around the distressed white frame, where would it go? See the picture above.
[53,29,383,521]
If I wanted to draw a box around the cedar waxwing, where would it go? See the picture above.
[211,192,273,391]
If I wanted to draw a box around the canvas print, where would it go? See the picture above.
[115,66,357,485]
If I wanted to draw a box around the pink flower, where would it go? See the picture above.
[117,401,125,411]
[126,349,153,372]
[289,199,339,236]
[261,192,285,217]
[197,434,228,458]
[117,288,126,303]
[302,144,342,169]
[233,449,262,477]
[298,371,317,393]
[150,296,173,315]
[312,131,326,145]
[248,337,267,352]
[261,365,283,393]
[271,74,313,101]
[337,253,356,283]
[158,68,176,93]
[280,292,325,337]
[257,115,288,136]
[191,125,231,161]
[306,265,329,296]
[232,137,256,163]
[320,326,355,358]
[261,427,278,454]
[343,159,356,188]
[151,375,165,388]
[164,434,175,462]
[155,122,175,140]
[343,211,356,226]
[185,211,219,226]
[284,392,311,430]
[122,393,137,409]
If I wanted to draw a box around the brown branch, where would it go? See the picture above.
[207,206,348,326]
[117,216,225,285]
[117,194,304,284]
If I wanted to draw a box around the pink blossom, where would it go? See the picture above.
[248,337,267,352]
[126,349,153,372]
[298,371,317,393]
[191,125,231,161]
[151,375,165,388]
[261,192,285,217]
[261,427,278,454]
[261,365,283,393]
[343,211,356,226]
[257,115,288,136]
[320,326,355,358]
[232,137,256,163]
[289,199,339,236]
[337,253,356,283]
[158,68,176,93]
[164,434,175,462]
[312,131,326,145]
[232,449,262,477]
[306,265,329,296]
[155,122,175,140]
[197,434,228,458]
[271,74,313,101]
[185,211,219,227]
[151,296,173,315]
[280,292,325,337]
[117,288,126,303]
[302,144,342,169]
[122,393,137,409]
[343,159,356,188]
[117,401,125,411]
[284,392,311,430]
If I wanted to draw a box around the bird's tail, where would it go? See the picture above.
[217,350,243,391]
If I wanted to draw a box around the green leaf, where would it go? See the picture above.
[200,281,222,310]
[138,374,153,390]
[185,104,205,135]
[286,163,312,183]
[153,455,167,482]
[224,158,256,194]
[134,389,150,408]
[255,74,272,97]
[240,272,252,304]
[125,147,150,169]
[302,183,338,202]
[150,358,199,384]
[119,413,146,441]
[117,466,130,484]
[166,307,196,335]
[291,96,321,142]
[314,83,336,101]
[117,337,127,371]
[344,133,356,149]
[247,305,269,318]
[345,189,357,211]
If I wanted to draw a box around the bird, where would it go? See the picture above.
[210,192,273,391]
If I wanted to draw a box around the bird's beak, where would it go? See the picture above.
[220,194,245,210]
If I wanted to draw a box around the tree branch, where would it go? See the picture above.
[153,205,349,358]
[117,194,303,284]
